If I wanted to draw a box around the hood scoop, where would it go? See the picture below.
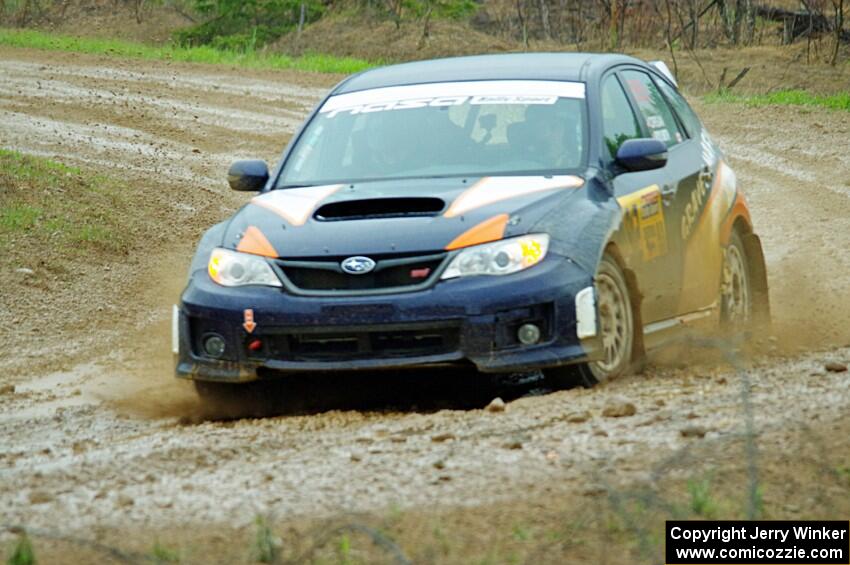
[314,197,445,221]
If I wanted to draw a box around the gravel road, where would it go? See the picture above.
[1,46,849,561]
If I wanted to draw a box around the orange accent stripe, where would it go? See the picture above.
[444,176,583,218]
[445,214,509,251]
[720,191,752,245]
[251,184,343,226]
[236,226,278,258]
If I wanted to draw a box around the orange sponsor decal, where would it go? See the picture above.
[445,214,510,250]
[243,309,256,334]
[251,184,343,226]
[236,225,278,258]
[444,176,583,218]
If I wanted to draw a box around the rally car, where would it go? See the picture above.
[173,53,769,404]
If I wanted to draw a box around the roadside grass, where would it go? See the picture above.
[687,475,718,518]
[148,541,181,564]
[0,28,375,74]
[0,149,137,258]
[5,533,35,565]
[251,516,281,564]
[705,89,850,112]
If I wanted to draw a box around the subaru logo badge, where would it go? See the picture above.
[341,256,376,275]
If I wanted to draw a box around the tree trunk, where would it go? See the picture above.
[421,2,433,41]
[135,0,146,24]
[689,0,699,49]
[538,0,551,40]
[297,1,306,34]
[516,0,529,47]
[717,0,736,42]
[743,0,755,43]
[831,0,844,65]
[17,0,31,25]
[609,0,620,49]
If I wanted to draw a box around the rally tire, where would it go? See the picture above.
[545,251,636,389]
[720,230,753,333]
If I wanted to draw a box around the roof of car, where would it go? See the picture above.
[335,53,647,94]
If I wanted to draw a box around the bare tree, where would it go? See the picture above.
[17,0,32,25]
[516,0,529,47]
[830,0,845,64]
[385,0,403,29]
[132,0,148,24]
[538,0,551,40]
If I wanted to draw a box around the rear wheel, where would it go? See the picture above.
[720,230,752,331]
[545,251,635,388]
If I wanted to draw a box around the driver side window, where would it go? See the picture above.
[601,75,642,160]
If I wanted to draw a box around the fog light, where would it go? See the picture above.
[517,323,541,345]
[203,334,226,358]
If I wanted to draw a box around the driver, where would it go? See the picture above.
[522,104,577,168]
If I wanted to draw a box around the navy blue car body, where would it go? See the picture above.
[174,53,769,387]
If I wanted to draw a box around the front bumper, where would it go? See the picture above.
[175,254,599,382]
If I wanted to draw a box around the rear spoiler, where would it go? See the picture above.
[648,60,677,87]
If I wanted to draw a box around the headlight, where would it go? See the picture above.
[441,234,549,279]
[208,248,282,287]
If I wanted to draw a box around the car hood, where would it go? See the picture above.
[222,175,585,258]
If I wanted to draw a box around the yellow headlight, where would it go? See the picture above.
[521,239,544,267]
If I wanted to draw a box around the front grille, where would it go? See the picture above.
[275,252,446,294]
[253,323,460,361]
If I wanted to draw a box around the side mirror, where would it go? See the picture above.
[228,160,269,192]
[615,139,668,172]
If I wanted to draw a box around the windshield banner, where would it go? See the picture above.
[320,80,586,118]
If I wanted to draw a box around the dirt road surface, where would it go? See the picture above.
[2,47,850,562]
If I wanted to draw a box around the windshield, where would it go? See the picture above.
[278,80,587,187]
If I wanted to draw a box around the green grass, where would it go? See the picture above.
[705,88,850,112]
[6,533,35,565]
[0,149,133,256]
[0,28,376,74]
[251,516,281,564]
[687,476,718,518]
[148,541,181,564]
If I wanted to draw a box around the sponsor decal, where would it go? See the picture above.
[681,160,729,242]
[646,115,665,129]
[617,185,668,261]
[444,176,583,218]
[320,80,586,119]
[681,179,710,241]
[323,95,559,118]
[651,129,672,142]
[626,78,651,103]
[700,129,718,168]
[243,309,256,334]
[679,136,721,242]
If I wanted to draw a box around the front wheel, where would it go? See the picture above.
[544,251,635,388]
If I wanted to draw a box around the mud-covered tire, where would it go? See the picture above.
[720,230,753,332]
[544,251,636,389]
